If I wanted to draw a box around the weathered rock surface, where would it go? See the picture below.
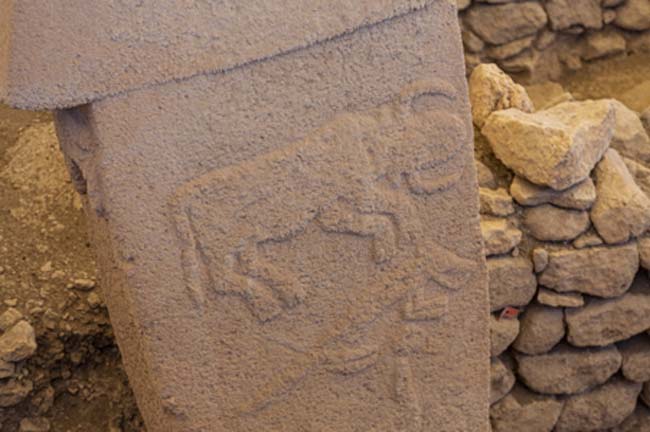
[640,236,650,270]
[0,379,33,408]
[0,360,15,379]
[480,187,516,216]
[482,100,615,190]
[486,36,535,61]
[537,288,584,308]
[491,314,520,357]
[565,276,650,346]
[510,176,596,210]
[572,231,604,249]
[642,107,650,135]
[481,219,522,256]
[618,334,650,383]
[610,100,650,163]
[490,385,564,432]
[623,156,650,197]
[555,377,641,432]
[615,0,650,31]
[0,308,23,332]
[512,304,565,355]
[19,417,51,432]
[532,248,549,273]
[516,344,622,395]
[523,204,590,241]
[545,0,603,32]
[465,3,548,45]
[491,356,515,405]
[469,63,534,128]
[592,149,650,244]
[643,382,650,407]
[525,81,573,111]
[613,404,650,432]
[538,244,639,298]
[0,321,37,362]
[457,0,471,11]
[476,160,498,189]
[498,48,540,75]
[488,257,537,311]
[583,30,627,61]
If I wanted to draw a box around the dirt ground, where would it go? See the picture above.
[0,52,648,431]
[0,109,144,431]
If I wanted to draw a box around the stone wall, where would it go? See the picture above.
[459,0,650,81]
[471,64,650,431]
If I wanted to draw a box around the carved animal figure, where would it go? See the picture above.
[169,79,476,428]
[170,79,470,321]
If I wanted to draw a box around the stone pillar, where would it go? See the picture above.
[1,1,489,430]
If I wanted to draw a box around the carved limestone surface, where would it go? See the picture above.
[168,80,478,425]
[50,2,489,430]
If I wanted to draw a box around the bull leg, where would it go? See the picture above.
[238,241,306,309]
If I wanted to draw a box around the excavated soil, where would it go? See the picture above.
[0,53,648,431]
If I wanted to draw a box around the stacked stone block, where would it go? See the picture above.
[458,0,650,81]
[471,64,650,431]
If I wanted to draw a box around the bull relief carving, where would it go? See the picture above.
[168,79,477,425]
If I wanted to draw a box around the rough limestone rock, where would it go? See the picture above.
[615,0,650,31]
[538,244,639,298]
[642,107,650,135]
[512,304,565,355]
[510,176,596,210]
[0,0,442,109]
[619,81,650,113]
[39,3,492,430]
[545,0,603,32]
[555,377,642,432]
[457,0,471,10]
[618,334,650,383]
[592,149,650,244]
[640,236,650,270]
[485,36,535,61]
[465,3,548,45]
[476,160,498,189]
[610,100,650,164]
[0,379,33,408]
[19,418,51,432]
[613,404,650,432]
[522,205,590,242]
[537,288,584,308]
[623,156,650,198]
[565,276,650,347]
[490,314,520,357]
[469,63,534,128]
[498,48,540,75]
[583,30,626,61]
[0,308,23,332]
[644,382,650,407]
[480,187,516,216]
[482,100,615,191]
[0,360,15,379]
[532,248,549,273]
[0,321,37,362]
[488,257,537,312]
[490,385,564,432]
[572,231,604,249]
[491,357,515,405]
[481,219,522,256]
[525,82,573,111]
[516,344,621,395]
